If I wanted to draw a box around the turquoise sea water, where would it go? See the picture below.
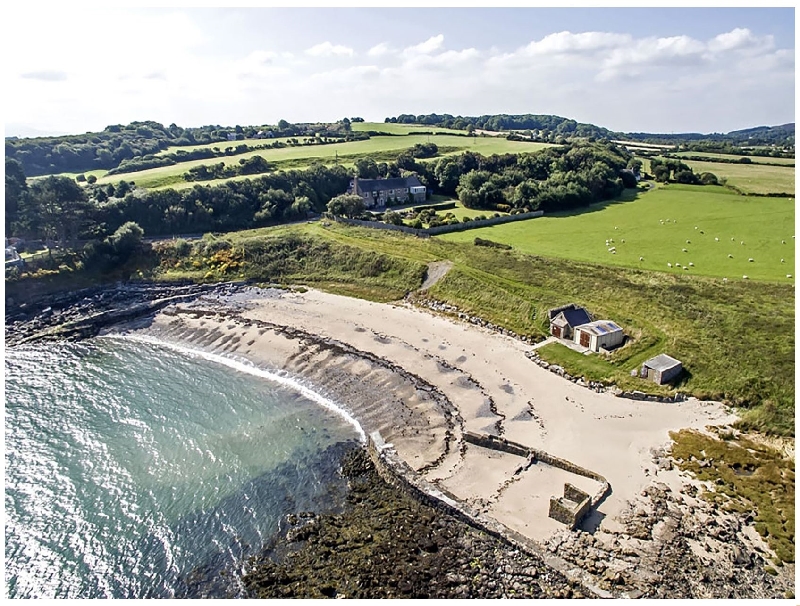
[5,337,361,598]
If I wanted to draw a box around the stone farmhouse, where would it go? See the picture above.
[347,176,427,209]
[548,304,592,340]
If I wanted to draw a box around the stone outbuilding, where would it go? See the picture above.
[573,320,625,352]
[548,304,591,340]
[641,354,683,385]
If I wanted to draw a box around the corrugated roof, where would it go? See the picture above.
[575,320,623,336]
[644,354,682,372]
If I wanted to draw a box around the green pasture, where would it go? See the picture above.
[95,135,552,190]
[664,158,795,195]
[439,184,795,282]
[156,136,298,156]
[670,151,795,166]
[350,121,466,135]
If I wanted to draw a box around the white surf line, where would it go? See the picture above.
[103,333,367,443]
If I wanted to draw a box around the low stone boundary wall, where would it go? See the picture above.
[365,431,618,599]
[463,431,609,507]
[328,209,544,237]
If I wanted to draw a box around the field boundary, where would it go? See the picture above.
[327,210,544,237]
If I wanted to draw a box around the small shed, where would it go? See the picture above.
[548,304,591,340]
[642,354,683,385]
[573,320,625,352]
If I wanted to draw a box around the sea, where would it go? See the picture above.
[4,336,363,598]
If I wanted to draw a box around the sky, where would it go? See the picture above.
[3,6,795,137]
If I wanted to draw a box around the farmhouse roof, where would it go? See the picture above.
[353,176,423,194]
[549,305,591,327]
[574,320,623,336]
[643,354,682,372]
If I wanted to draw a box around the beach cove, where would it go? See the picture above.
[110,285,792,598]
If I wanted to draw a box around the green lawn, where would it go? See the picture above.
[350,121,467,135]
[439,184,795,282]
[670,151,795,166]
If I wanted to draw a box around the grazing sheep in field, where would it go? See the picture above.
[728,254,733,258]
[715,237,719,242]
[787,274,792,279]
[723,278,728,283]
[731,237,735,241]
[695,226,698,230]
[743,275,748,279]
[676,263,682,268]
[748,258,754,262]
[615,226,618,230]
[667,263,672,268]
[684,266,689,270]
[639,256,644,261]
[689,262,694,267]
[781,259,785,263]
[686,240,691,244]
[621,239,625,243]
[782,240,786,244]
[682,248,688,252]
[741,241,745,245]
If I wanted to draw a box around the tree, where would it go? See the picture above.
[383,210,403,225]
[327,194,365,218]
[699,171,719,186]
[86,174,98,184]
[5,158,28,235]
[354,158,379,179]
[110,221,144,257]
[26,176,92,246]
[277,119,290,132]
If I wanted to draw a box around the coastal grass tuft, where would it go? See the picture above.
[670,429,795,564]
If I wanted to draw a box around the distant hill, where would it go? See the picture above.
[623,123,794,147]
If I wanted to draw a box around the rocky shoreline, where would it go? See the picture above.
[5,281,794,599]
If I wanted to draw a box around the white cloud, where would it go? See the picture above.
[305,41,354,57]
[708,28,772,53]
[367,42,392,57]
[403,34,444,56]
[523,31,631,55]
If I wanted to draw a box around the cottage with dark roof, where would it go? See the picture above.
[641,354,683,385]
[347,176,426,208]
[573,320,625,352]
[548,304,592,340]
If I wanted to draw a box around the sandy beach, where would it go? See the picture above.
[125,285,739,547]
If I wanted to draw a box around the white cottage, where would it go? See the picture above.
[573,320,625,352]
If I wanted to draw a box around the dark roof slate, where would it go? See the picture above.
[351,176,423,194]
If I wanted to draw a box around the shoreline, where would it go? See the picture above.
[113,285,793,597]
[10,283,794,597]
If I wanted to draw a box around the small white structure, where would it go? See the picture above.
[573,320,625,353]
[641,354,683,385]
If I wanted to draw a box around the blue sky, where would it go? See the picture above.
[4,7,794,137]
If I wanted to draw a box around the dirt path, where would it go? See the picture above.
[419,261,453,291]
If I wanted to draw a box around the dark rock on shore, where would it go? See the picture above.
[242,448,587,599]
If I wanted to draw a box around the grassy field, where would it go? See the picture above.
[439,184,795,282]
[670,151,795,166]
[94,134,553,190]
[659,158,795,195]
[350,121,467,135]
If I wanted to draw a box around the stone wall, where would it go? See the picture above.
[328,210,544,237]
[365,431,619,599]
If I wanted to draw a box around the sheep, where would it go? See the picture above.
[781,259,785,263]
[748,258,754,262]
[715,237,719,242]
[723,278,728,283]
[782,240,786,244]
[689,262,694,267]
[728,254,733,258]
[741,241,745,245]
[742,275,748,279]
[695,226,698,230]
[731,237,735,241]
[787,274,793,279]
[621,239,625,243]
[639,256,644,261]
[676,263,682,268]
[615,226,618,230]
[684,266,689,270]
[686,240,691,244]
[667,263,672,268]
[682,248,688,252]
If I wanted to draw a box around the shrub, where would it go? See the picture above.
[474,237,512,250]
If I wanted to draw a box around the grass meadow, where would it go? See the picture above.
[670,150,795,166]
[94,134,552,190]
[677,159,795,195]
[439,184,795,282]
